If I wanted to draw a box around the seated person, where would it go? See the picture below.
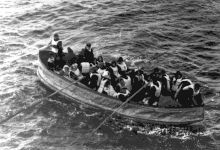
[103,80,118,97]
[97,71,111,93]
[88,67,101,90]
[174,79,203,107]
[146,75,162,106]
[69,63,83,80]
[97,62,106,76]
[103,80,130,101]
[97,55,106,67]
[115,77,126,93]
[58,65,70,76]
[108,60,121,87]
[160,69,171,96]
[117,87,130,102]
[193,83,204,107]
[77,43,94,64]
[121,73,132,92]
[170,71,183,94]
[117,57,128,75]
[47,52,55,71]
[131,69,145,94]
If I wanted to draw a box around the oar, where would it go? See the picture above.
[3,45,49,63]
[72,82,148,144]
[0,77,84,125]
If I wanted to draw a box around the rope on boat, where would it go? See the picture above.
[0,78,84,125]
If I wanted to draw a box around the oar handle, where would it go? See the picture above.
[0,77,84,125]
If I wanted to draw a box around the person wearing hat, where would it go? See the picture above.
[77,43,94,64]
[48,33,63,60]
[174,79,202,107]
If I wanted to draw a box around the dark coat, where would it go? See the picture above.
[77,48,94,64]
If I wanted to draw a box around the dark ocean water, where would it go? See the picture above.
[0,0,220,149]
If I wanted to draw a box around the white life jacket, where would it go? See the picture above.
[172,77,182,91]
[117,90,130,98]
[164,74,170,81]
[97,79,108,93]
[110,66,121,78]
[51,39,60,53]
[72,68,81,76]
[181,79,193,86]
[97,68,105,76]
[182,83,200,96]
[150,81,162,97]
[117,62,127,71]
[104,85,117,97]
[48,57,55,63]
[123,75,132,92]
[183,84,194,90]
[81,62,90,73]
[90,73,102,86]
[69,68,83,80]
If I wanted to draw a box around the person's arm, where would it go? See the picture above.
[117,65,122,75]
[174,84,183,99]
[166,77,171,91]
[57,41,63,50]
[91,48,94,59]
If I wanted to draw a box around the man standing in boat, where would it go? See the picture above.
[48,33,63,60]
[77,43,94,64]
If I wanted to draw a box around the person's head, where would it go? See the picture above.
[161,69,166,75]
[119,77,125,86]
[70,63,78,71]
[49,52,54,58]
[194,83,202,92]
[97,56,104,62]
[85,43,91,50]
[153,67,160,73]
[144,73,150,81]
[54,33,59,41]
[174,71,182,79]
[117,57,124,64]
[111,60,117,67]
[63,65,69,73]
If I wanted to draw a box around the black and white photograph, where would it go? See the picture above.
[0,0,219,149]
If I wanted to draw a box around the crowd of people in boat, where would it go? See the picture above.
[46,33,204,108]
